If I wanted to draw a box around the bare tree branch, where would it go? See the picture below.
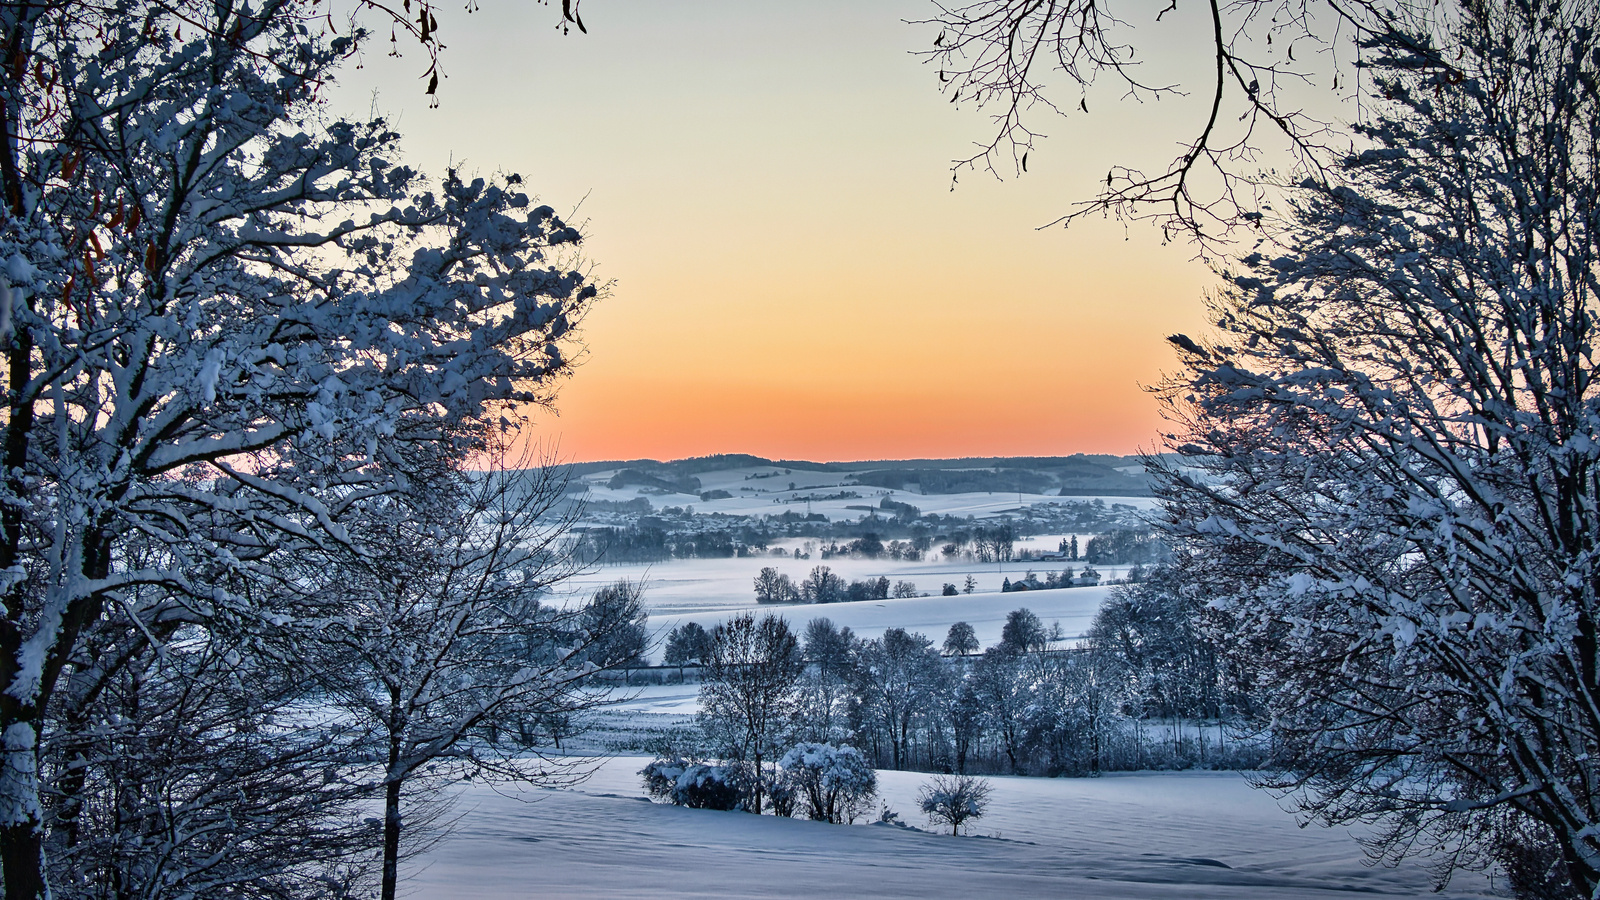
[917,0,1430,247]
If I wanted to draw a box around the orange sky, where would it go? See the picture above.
[330,0,1244,463]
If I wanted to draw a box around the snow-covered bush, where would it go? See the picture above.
[765,778,799,818]
[919,774,992,835]
[640,757,743,811]
[777,742,877,824]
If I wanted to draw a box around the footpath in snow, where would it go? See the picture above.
[408,757,1495,899]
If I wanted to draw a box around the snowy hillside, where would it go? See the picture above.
[561,454,1159,523]
[408,757,1495,899]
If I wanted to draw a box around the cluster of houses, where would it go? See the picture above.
[1000,566,1101,592]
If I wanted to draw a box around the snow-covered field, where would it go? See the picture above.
[435,468,1495,899]
[409,757,1496,899]
[643,586,1112,660]
[558,555,1117,662]
[574,461,1160,522]
[412,470,1500,899]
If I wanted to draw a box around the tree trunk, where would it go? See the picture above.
[381,772,403,900]
[750,752,763,814]
[0,715,47,900]
[1090,713,1101,776]
[0,821,47,900]
[382,694,405,900]
[893,715,907,770]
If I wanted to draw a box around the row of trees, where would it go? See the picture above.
[684,588,1253,797]
[563,525,746,564]
[751,567,921,605]
[818,534,928,561]
[569,498,1148,569]
[938,524,1016,563]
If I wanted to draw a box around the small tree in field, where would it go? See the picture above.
[754,567,800,604]
[1000,608,1048,652]
[943,622,979,656]
[664,622,713,676]
[800,566,846,604]
[919,774,993,835]
[581,580,650,678]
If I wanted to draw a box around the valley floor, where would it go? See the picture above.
[408,757,1497,899]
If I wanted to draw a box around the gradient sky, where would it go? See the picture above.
[329,0,1244,463]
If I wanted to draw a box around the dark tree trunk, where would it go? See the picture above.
[382,762,404,900]
[0,818,47,900]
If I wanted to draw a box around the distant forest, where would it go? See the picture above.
[556,454,1156,498]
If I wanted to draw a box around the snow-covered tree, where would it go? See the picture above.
[0,2,596,895]
[306,438,611,900]
[967,647,1029,773]
[999,608,1048,653]
[1021,649,1127,777]
[753,566,799,604]
[698,612,803,814]
[777,742,877,824]
[1155,0,1600,891]
[664,621,713,676]
[639,757,742,811]
[45,563,370,899]
[799,565,846,604]
[1087,565,1230,724]
[795,617,855,743]
[578,579,650,678]
[851,628,949,770]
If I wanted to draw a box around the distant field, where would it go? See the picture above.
[557,552,1117,662]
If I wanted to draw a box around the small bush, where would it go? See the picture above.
[766,778,799,817]
[640,757,742,811]
[918,774,992,835]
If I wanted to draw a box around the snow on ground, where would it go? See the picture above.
[601,682,701,716]
[423,466,1494,898]
[408,756,1495,900]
